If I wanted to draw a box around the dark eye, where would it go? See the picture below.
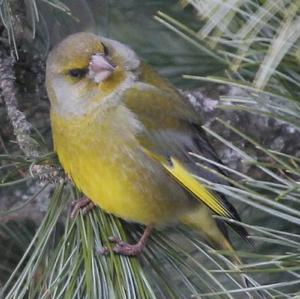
[68,68,87,79]
[102,43,109,56]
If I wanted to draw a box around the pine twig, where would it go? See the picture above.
[0,55,39,158]
[0,53,62,183]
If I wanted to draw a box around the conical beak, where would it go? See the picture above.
[88,54,116,83]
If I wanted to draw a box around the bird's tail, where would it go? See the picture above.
[180,207,265,298]
[179,206,242,265]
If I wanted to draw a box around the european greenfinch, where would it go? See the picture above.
[46,32,249,256]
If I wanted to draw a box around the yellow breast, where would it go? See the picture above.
[51,106,194,225]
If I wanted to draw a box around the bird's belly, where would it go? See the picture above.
[57,136,194,225]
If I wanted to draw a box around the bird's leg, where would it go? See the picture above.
[101,225,154,256]
[70,197,95,218]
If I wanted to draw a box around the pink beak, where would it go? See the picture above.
[88,54,116,83]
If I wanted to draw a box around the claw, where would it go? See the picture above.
[108,236,126,246]
[97,246,110,255]
[70,197,95,219]
[102,225,153,256]
[82,202,95,215]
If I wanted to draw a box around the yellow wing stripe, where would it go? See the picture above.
[141,148,232,217]
[162,157,232,218]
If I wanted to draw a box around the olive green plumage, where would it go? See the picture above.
[46,32,249,256]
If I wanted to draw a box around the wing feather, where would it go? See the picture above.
[123,69,249,241]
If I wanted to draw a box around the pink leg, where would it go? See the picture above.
[99,225,154,256]
[70,197,95,219]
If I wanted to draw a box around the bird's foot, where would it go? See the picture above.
[70,197,95,218]
[98,225,153,256]
[109,236,146,256]
[96,237,145,256]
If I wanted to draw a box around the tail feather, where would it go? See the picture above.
[180,206,265,299]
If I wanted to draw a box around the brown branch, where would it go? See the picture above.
[0,54,63,183]
[0,55,39,158]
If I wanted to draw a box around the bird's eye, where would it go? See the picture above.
[102,43,109,56]
[68,68,88,79]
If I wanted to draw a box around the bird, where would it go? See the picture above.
[46,32,249,257]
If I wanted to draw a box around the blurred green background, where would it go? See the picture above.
[38,0,223,86]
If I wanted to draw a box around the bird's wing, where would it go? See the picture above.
[122,66,249,241]
[123,81,233,218]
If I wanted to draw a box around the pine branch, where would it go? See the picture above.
[0,53,61,183]
[0,56,38,158]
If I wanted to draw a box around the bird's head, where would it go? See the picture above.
[46,32,140,117]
